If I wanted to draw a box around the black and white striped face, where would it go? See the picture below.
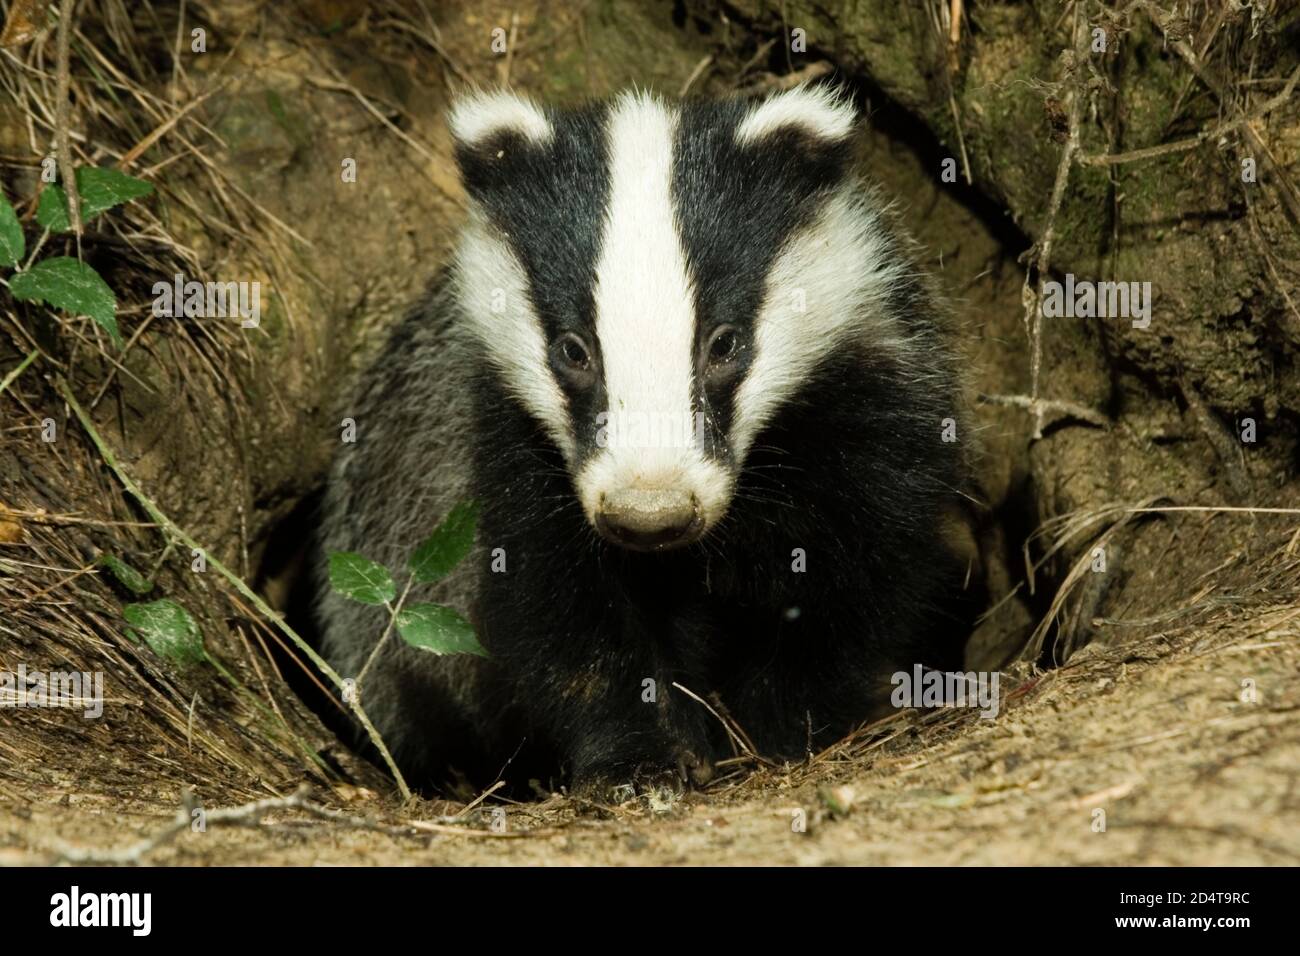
[451,87,906,551]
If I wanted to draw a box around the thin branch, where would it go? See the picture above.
[1142,6,1300,224]
[1021,2,1087,440]
[1079,65,1300,167]
[978,392,1110,429]
[0,348,39,398]
[46,786,436,864]
[55,378,412,801]
[356,573,414,689]
[680,54,714,97]
[54,0,81,245]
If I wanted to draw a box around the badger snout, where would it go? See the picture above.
[595,487,703,551]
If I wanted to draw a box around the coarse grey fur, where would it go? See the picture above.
[314,280,510,786]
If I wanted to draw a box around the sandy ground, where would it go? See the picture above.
[5,607,1295,866]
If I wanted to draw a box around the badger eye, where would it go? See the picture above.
[706,325,740,365]
[560,334,590,368]
[552,332,596,387]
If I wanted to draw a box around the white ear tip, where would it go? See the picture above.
[450,91,553,147]
[736,85,857,145]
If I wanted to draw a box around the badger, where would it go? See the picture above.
[315,85,968,797]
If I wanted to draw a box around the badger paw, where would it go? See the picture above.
[571,749,715,805]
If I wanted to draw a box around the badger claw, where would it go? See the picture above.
[571,749,715,804]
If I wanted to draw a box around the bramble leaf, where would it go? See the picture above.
[9,257,121,347]
[329,551,396,605]
[36,167,153,232]
[96,554,153,595]
[0,192,24,266]
[396,602,487,657]
[123,599,206,665]
[409,501,479,584]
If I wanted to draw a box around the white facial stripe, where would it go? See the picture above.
[449,91,553,147]
[454,214,575,460]
[731,188,910,460]
[593,93,696,432]
[579,93,733,527]
[736,85,857,145]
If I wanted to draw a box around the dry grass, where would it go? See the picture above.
[0,0,335,804]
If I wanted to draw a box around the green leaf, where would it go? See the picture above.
[35,187,67,232]
[123,599,206,665]
[328,552,396,605]
[10,256,121,347]
[0,192,23,267]
[396,603,487,657]
[35,167,153,232]
[409,501,479,583]
[96,554,153,595]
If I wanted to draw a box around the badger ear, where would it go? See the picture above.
[735,84,857,147]
[448,90,554,150]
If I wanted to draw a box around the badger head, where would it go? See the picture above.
[450,86,908,552]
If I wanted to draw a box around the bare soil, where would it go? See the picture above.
[6,608,1297,865]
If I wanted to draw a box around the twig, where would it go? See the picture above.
[735,38,776,84]
[1079,65,1300,167]
[738,61,833,95]
[977,392,1110,429]
[1024,1,1086,437]
[356,573,414,689]
[946,86,972,186]
[117,80,230,169]
[943,0,971,183]
[407,820,561,839]
[1143,6,1300,224]
[499,11,519,87]
[170,0,187,103]
[46,786,437,864]
[1180,379,1251,500]
[55,378,413,801]
[0,348,39,398]
[1021,3,1087,440]
[672,681,748,757]
[671,681,774,766]
[1124,505,1300,516]
[455,780,505,818]
[372,15,473,87]
[54,0,81,246]
[680,55,714,97]
[48,788,286,864]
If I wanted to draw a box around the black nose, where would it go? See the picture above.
[595,489,703,551]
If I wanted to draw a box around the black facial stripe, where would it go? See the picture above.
[672,97,855,459]
[454,105,612,459]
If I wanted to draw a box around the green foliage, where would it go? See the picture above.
[396,603,487,657]
[330,501,487,658]
[0,192,24,267]
[329,552,397,605]
[96,553,153,595]
[9,257,121,347]
[2,168,152,350]
[410,500,479,583]
[35,166,153,232]
[123,599,206,665]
